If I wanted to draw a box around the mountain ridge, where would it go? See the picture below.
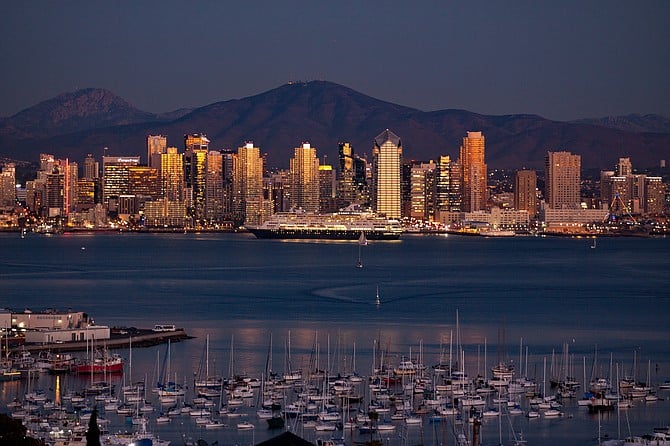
[1,81,668,169]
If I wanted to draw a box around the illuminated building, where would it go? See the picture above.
[160,147,185,202]
[147,135,167,168]
[644,176,665,215]
[436,155,461,212]
[410,161,436,220]
[102,156,141,209]
[514,169,537,217]
[337,142,356,205]
[83,154,99,179]
[459,131,487,212]
[0,163,16,209]
[372,129,402,219]
[205,151,224,223]
[233,142,264,225]
[289,142,320,212]
[318,164,336,212]
[184,133,209,223]
[544,151,581,209]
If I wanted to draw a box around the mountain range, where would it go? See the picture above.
[1,81,669,169]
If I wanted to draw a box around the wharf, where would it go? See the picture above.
[11,327,192,354]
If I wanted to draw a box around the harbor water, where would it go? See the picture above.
[1,232,669,445]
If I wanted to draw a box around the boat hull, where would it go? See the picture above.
[246,228,401,240]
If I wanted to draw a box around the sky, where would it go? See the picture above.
[1,1,669,121]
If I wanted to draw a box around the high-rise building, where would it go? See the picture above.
[205,151,224,223]
[410,161,436,220]
[289,142,320,212]
[232,142,264,225]
[459,131,487,212]
[83,154,98,179]
[128,166,160,200]
[160,147,185,202]
[544,151,581,209]
[617,157,632,177]
[436,155,461,212]
[372,129,402,219]
[514,170,537,216]
[337,142,356,205]
[184,133,209,223]
[644,176,665,215]
[0,163,16,209]
[102,156,141,208]
[147,135,167,168]
[318,164,336,212]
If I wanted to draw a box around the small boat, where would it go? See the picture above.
[591,238,597,249]
[375,286,381,306]
[236,421,255,430]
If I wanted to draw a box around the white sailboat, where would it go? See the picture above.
[356,231,367,268]
[591,238,597,249]
[375,285,380,306]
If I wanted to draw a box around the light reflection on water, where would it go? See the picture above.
[1,232,669,445]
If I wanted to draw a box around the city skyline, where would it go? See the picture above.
[2,2,669,121]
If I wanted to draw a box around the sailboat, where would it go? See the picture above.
[591,238,597,249]
[375,285,381,306]
[356,231,367,268]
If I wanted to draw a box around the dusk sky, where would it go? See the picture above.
[2,1,668,121]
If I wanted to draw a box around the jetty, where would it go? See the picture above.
[10,326,192,354]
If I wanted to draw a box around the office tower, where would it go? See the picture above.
[514,170,537,216]
[102,156,141,207]
[75,177,96,211]
[436,155,461,212]
[220,149,235,221]
[232,142,264,225]
[410,161,436,220]
[66,161,78,214]
[338,142,356,205]
[205,151,224,223]
[184,133,209,222]
[147,135,167,168]
[0,163,16,208]
[83,154,99,179]
[372,129,402,219]
[289,142,320,212]
[160,147,185,202]
[644,177,665,215]
[544,151,581,209]
[45,166,65,217]
[617,157,632,176]
[459,131,487,212]
[128,166,160,199]
[40,153,56,174]
[318,164,336,212]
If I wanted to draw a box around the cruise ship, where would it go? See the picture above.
[245,205,403,240]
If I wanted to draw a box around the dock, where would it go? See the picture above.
[10,327,193,354]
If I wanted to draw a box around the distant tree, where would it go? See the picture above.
[0,413,43,446]
[86,408,101,446]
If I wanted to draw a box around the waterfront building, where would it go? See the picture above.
[514,169,537,217]
[318,164,337,212]
[264,171,289,214]
[143,198,189,228]
[436,155,461,212]
[372,129,402,219]
[460,131,487,212]
[337,142,356,206]
[102,156,141,210]
[25,326,111,344]
[160,147,185,202]
[148,134,167,168]
[540,206,607,225]
[128,166,160,203]
[45,165,65,218]
[545,151,581,209]
[11,310,89,330]
[0,163,16,209]
[205,151,224,223]
[410,161,437,220]
[184,133,209,224]
[233,142,264,225]
[645,176,665,215]
[289,142,320,213]
[464,207,530,230]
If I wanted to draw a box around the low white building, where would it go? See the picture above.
[24,325,110,344]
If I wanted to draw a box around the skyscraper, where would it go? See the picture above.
[0,163,16,209]
[544,151,581,209]
[514,169,537,216]
[410,161,436,220]
[372,129,402,219]
[318,164,336,212]
[232,142,264,225]
[436,155,461,212]
[337,142,356,205]
[289,142,320,212]
[102,156,141,208]
[160,147,185,202]
[83,154,98,179]
[147,135,167,169]
[184,133,209,223]
[459,131,487,212]
[205,151,224,223]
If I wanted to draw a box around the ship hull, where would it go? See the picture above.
[246,228,401,240]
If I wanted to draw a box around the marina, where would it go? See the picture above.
[1,232,669,445]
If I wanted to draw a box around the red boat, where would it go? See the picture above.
[76,349,124,374]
